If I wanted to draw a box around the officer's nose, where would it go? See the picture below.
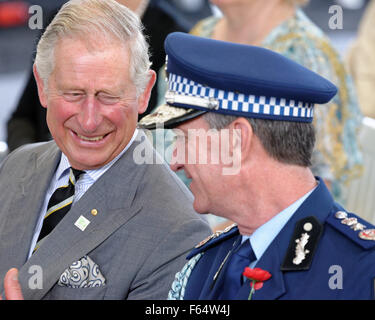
[170,144,185,172]
[170,161,184,173]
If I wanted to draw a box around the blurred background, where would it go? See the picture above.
[0,0,374,220]
[0,0,369,147]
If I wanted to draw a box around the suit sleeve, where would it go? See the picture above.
[126,217,211,300]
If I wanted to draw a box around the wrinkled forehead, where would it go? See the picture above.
[55,32,129,57]
[49,36,133,92]
[51,35,131,79]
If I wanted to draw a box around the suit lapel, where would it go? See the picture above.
[0,142,60,281]
[200,236,239,300]
[18,131,149,299]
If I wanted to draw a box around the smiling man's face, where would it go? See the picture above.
[35,37,152,170]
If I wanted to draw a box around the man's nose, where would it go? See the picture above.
[170,161,184,172]
[170,144,184,172]
[79,96,102,132]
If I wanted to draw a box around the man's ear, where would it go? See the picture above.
[137,69,156,114]
[33,64,48,108]
[231,117,254,162]
[219,117,253,176]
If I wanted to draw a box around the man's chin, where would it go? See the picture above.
[192,201,210,215]
[66,152,112,170]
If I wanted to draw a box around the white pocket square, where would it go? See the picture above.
[58,255,106,288]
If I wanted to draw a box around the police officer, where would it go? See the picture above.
[140,32,375,300]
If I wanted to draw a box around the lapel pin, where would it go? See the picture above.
[75,215,90,231]
[91,209,98,216]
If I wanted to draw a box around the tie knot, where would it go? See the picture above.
[235,239,256,261]
[215,237,257,299]
[70,168,85,183]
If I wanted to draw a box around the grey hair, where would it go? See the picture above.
[34,0,152,96]
[203,112,315,167]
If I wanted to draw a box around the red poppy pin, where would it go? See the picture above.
[242,267,272,300]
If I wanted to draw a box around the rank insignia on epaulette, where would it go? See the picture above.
[195,232,220,248]
[358,229,375,241]
[195,223,237,248]
[327,211,375,248]
[281,216,323,271]
[333,211,375,241]
[334,211,367,232]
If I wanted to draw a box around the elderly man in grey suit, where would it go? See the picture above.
[0,0,210,300]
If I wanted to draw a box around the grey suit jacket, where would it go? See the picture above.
[0,130,211,299]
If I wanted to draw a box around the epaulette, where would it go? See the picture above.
[187,224,239,259]
[326,210,375,250]
[281,216,323,271]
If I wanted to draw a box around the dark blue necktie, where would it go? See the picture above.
[219,238,256,299]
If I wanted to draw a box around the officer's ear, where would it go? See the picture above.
[219,117,254,175]
[230,117,254,162]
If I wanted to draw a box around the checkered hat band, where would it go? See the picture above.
[168,73,314,120]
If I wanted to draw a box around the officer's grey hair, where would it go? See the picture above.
[34,0,151,97]
[203,112,315,167]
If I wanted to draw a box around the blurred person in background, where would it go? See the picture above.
[346,0,375,119]
[184,0,363,229]
[6,0,183,152]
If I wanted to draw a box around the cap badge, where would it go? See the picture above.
[165,90,219,110]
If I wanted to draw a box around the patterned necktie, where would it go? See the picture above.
[36,168,85,246]
[218,238,256,299]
